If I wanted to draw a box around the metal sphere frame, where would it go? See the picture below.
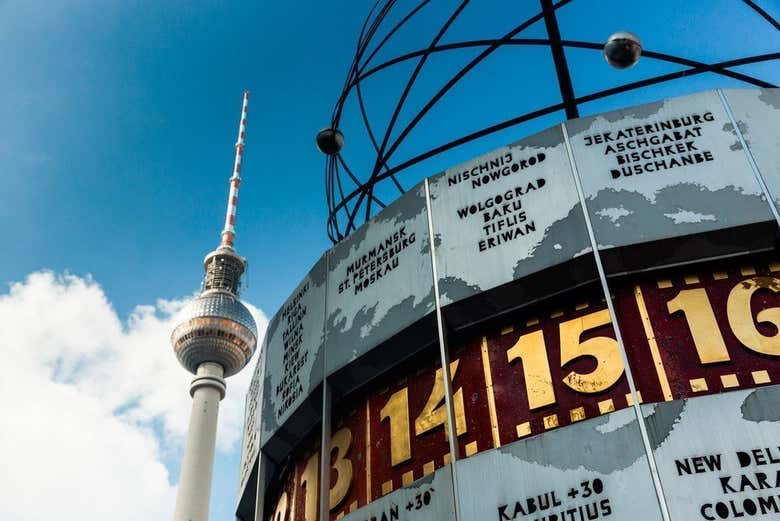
[324,0,780,244]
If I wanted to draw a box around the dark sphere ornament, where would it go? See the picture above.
[604,31,642,69]
[316,128,345,155]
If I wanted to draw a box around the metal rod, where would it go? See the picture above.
[373,0,573,177]
[326,52,779,229]
[424,178,462,521]
[561,122,671,521]
[357,0,470,233]
[325,0,779,242]
[743,0,780,30]
[319,254,333,521]
[353,40,776,89]
[540,0,579,119]
[354,78,404,194]
[319,381,332,521]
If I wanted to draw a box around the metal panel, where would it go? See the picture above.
[324,181,435,375]
[565,90,772,252]
[456,408,663,521]
[722,88,780,207]
[260,254,327,447]
[428,125,591,306]
[338,465,456,521]
[643,386,780,520]
[238,349,264,497]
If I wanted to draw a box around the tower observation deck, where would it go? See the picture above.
[170,91,258,521]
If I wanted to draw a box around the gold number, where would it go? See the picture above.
[727,277,780,356]
[667,277,780,363]
[559,309,624,394]
[506,310,622,406]
[328,427,353,510]
[380,362,469,467]
[380,388,411,466]
[272,492,288,521]
[667,288,730,364]
[300,452,319,521]
[507,330,556,410]
[415,360,466,438]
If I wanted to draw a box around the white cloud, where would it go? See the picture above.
[0,271,267,521]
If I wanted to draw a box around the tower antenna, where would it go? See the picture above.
[221,90,249,248]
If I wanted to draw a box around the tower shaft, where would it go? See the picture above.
[173,363,226,521]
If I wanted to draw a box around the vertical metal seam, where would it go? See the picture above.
[717,88,780,227]
[424,178,462,521]
[561,123,672,521]
[480,336,501,448]
[238,391,250,495]
[319,381,332,521]
[365,399,372,505]
[254,342,270,521]
[253,363,267,521]
[319,253,332,521]
[634,285,674,402]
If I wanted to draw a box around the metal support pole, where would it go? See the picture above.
[319,382,332,521]
[562,123,671,521]
[318,253,333,521]
[540,0,579,119]
[424,178,462,521]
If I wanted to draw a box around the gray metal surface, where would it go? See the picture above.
[339,465,456,521]
[565,90,773,251]
[643,386,780,520]
[238,348,264,498]
[456,408,664,521]
[428,125,591,306]
[260,254,327,446]
[324,181,435,375]
[722,88,780,208]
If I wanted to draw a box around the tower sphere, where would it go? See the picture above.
[316,128,344,155]
[171,290,258,377]
[604,31,642,69]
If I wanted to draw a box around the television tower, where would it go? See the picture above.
[170,91,258,521]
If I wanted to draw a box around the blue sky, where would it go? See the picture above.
[0,1,777,520]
